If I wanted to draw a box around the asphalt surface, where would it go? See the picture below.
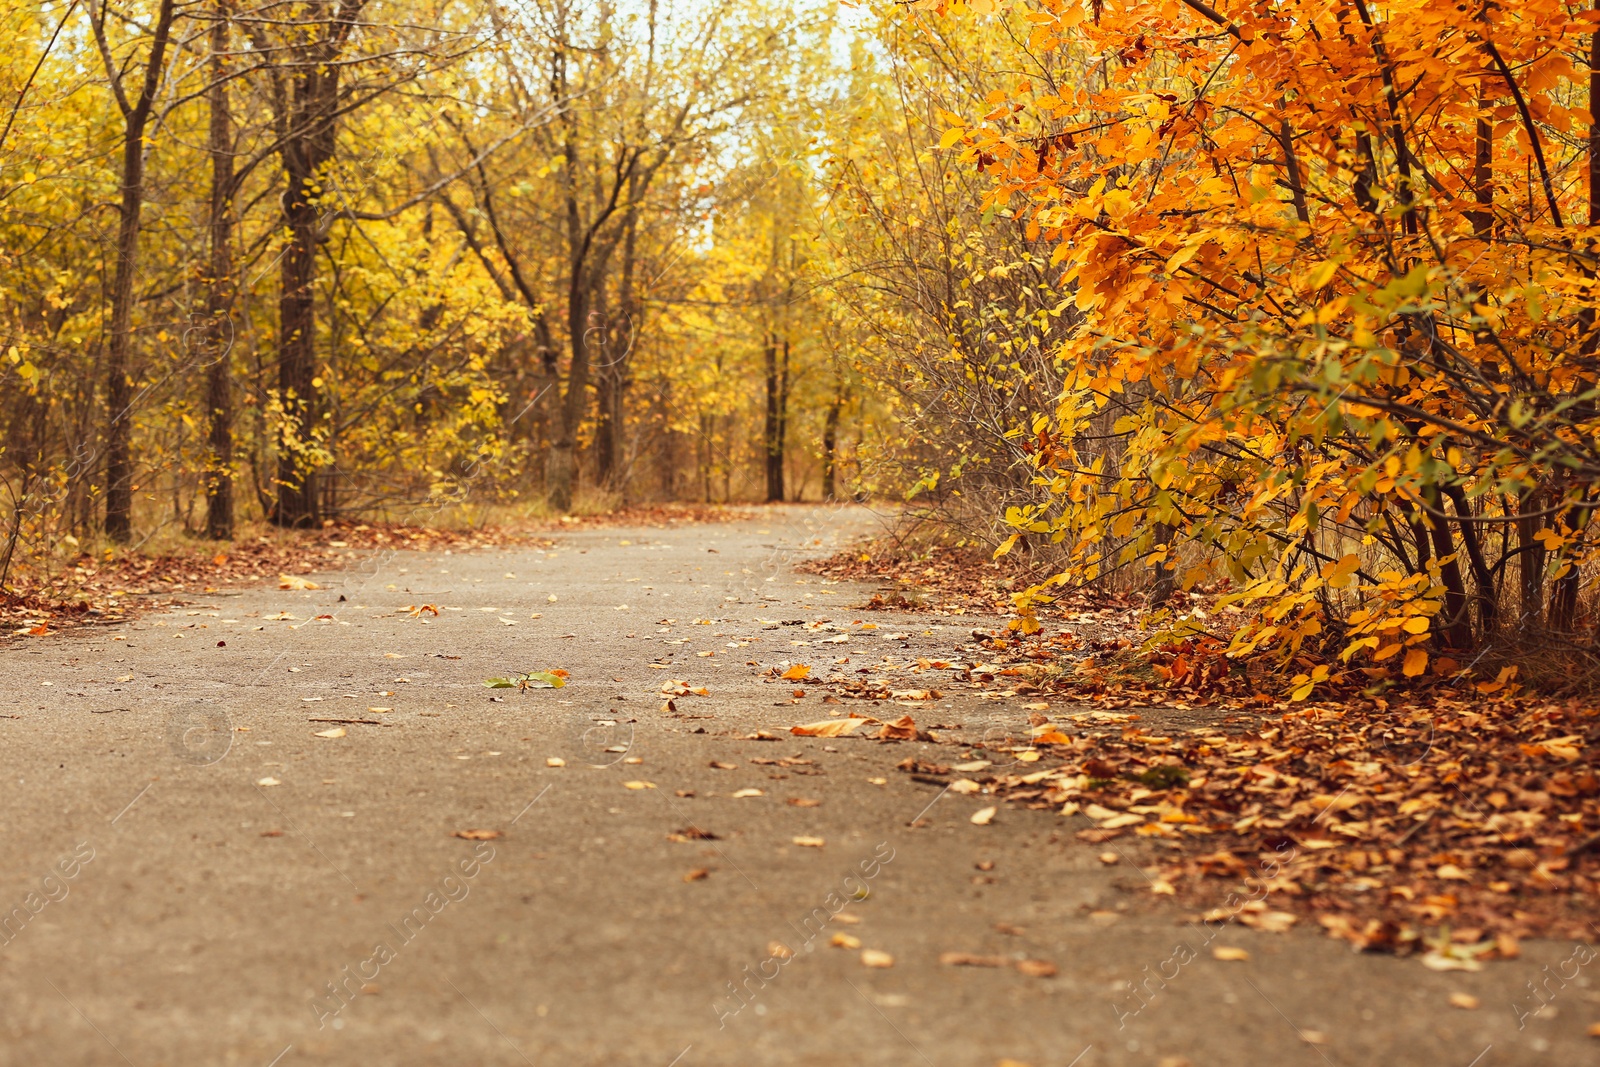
[0,504,1594,1066]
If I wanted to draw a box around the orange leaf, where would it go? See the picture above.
[1402,648,1428,677]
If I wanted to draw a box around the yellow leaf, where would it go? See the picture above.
[782,664,811,681]
[1403,648,1428,677]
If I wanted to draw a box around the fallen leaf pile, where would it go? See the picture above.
[902,694,1599,954]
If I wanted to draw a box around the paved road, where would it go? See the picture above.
[0,505,1592,1066]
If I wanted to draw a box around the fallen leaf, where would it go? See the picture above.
[830,932,861,949]
[667,826,719,841]
[546,757,565,767]
[788,797,822,807]
[878,714,918,741]
[279,574,319,590]
[1421,950,1483,973]
[860,949,894,968]
[683,868,709,882]
[1449,993,1480,1010]
[452,829,502,840]
[970,806,997,825]
[793,836,826,848]
[1238,910,1298,933]
[368,707,392,714]
[256,777,280,787]
[940,952,1008,967]
[782,664,811,680]
[1015,959,1058,978]
[709,760,738,770]
[768,941,794,959]
[1212,947,1250,961]
[731,788,765,798]
[949,779,982,795]
[313,727,347,738]
[623,781,657,790]
[791,717,873,737]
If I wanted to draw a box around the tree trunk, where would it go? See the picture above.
[1517,490,1545,631]
[763,332,784,503]
[1149,521,1176,606]
[822,389,841,502]
[204,3,235,540]
[546,267,590,512]
[99,0,179,542]
[270,48,345,527]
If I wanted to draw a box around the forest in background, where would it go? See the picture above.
[6,0,1600,694]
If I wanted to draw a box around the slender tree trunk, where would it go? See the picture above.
[204,3,235,540]
[763,331,784,502]
[822,389,841,501]
[1149,522,1177,606]
[1518,489,1545,631]
[1424,496,1474,648]
[99,0,178,542]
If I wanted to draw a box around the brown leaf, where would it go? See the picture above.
[452,829,502,840]
[667,826,720,842]
[791,717,874,737]
[1015,959,1058,978]
[940,952,1008,968]
[878,714,918,741]
[683,868,710,882]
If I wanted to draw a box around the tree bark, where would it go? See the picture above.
[822,385,842,502]
[272,64,339,526]
[97,0,179,542]
[763,331,787,503]
[204,2,235,540]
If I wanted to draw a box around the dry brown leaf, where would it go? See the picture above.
[452,829,502,840]
[792,836,826,848]
[970,806,997,825]
[878,714,918,741]
[940,952,1008,968]
[790,717,873,737]
[279,574,320,590]
[730,788,765,798]
[860,949,894,968]
[546,757,565,767]
[313,727,346,739]
[1449,993,1480,1010]
[787,797,822,807]
[830,932,861,949]
[1014,959,1058,978]
[683,868,709,882]
[1212,946,1250,961]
